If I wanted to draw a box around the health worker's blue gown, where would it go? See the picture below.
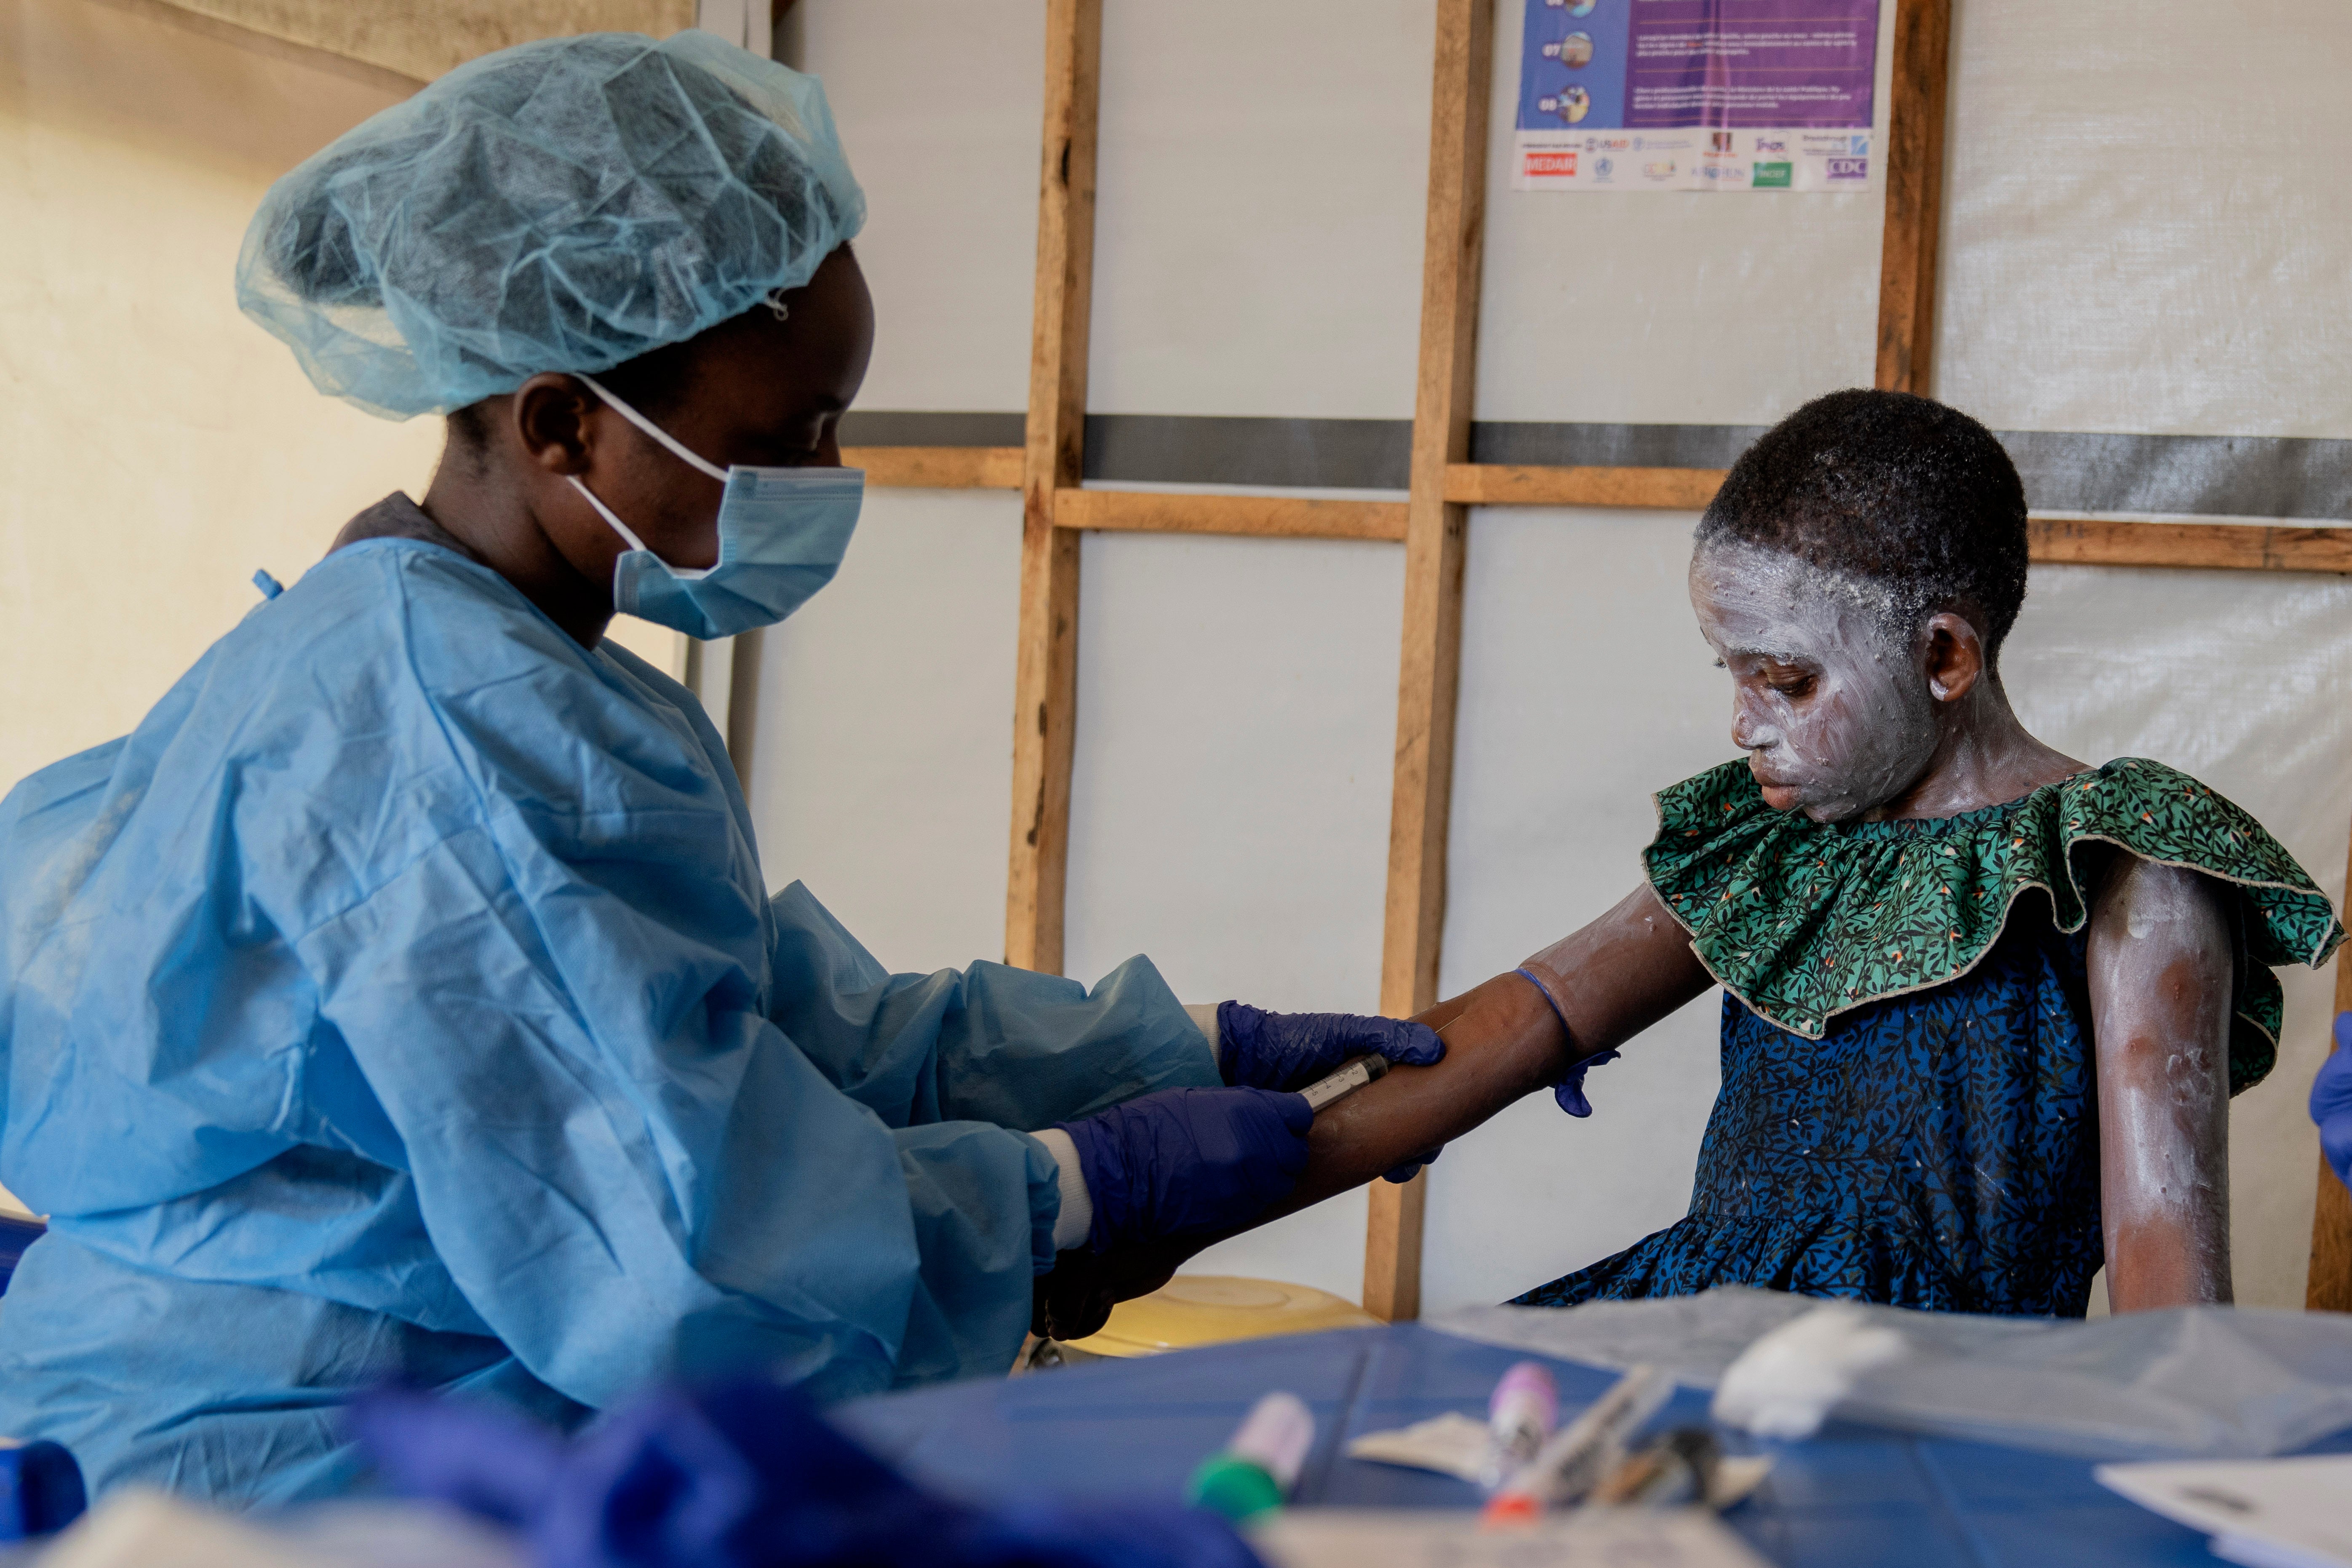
[0,501,1215,1503]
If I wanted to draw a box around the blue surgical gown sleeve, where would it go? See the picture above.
[765,883,1220,1133]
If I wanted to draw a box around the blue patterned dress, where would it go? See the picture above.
[1511,760,2341,1318]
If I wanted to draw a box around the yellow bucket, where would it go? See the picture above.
[1063,1274,1380,1359]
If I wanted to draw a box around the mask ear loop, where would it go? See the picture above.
[567,475,651,554]
[575,374,730,483]
[569,474,715,582]
[569,374,722,582]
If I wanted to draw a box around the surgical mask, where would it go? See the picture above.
[568,375,864,640]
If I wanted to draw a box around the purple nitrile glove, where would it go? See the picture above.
[2315,1012,2352,1191]
[1382,1144,1441,1185]
[1215,1001,1444,1092]
[1057,1086,1315,1252]
[1512,967,1618,1117]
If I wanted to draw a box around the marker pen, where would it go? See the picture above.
[1187,1391,1316,1523]
[1480,1361,1559,1490]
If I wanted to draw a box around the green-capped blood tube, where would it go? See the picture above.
[1186,1391,1314,1522]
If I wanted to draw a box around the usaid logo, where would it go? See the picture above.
[1827,157,1868,179]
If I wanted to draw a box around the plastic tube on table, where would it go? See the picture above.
[1591,1426,1722,1508]
[1479,1361,1559,1490]
[1187,1392,1315,1523]
[1481,1365,1671,1524]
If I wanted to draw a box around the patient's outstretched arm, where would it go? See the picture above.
[1033,884,1711,1337]
[1278,883,1713,1210]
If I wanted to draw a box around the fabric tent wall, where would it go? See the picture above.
[764,0,2352,1314]
[0,0,443,796]
[0,0,686,799]
[148,0,694,84]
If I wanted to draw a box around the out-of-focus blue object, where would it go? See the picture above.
[834,1322,2352,1568]
[1213,1001,1443,1092]
[2317,1013,2352,1189]
[236,31,865,419]
[1510,967,1618,1117]
[1057,1088,1312,1252]
[355,1378,1265,1568]
[0,1216,44,1294]
[0,522,1216,1504]
[0,1442,84,1541]
[570,376,865,639]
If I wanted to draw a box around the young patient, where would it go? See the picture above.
[1042,388,2341,1331]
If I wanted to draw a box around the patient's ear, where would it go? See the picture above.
[1920,611,1985,704]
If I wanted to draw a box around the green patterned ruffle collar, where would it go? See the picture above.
[1645,758,2343,1093]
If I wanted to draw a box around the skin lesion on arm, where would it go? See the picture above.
[2085,851,2237,1311]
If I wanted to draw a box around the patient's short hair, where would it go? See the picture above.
[1696,389,2029,660]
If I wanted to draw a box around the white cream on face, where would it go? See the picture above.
[1688,541,1939,823]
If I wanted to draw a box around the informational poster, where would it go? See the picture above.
[1513,0,1881,192]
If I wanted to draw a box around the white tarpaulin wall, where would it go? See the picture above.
[765,0,2352,1312]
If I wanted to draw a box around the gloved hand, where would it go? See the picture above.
[1552,1049,1620,1117]
[1057,1087,1314,1252]
[2315,1012,2352,1190]
[1382,1144,1442,1185]
[1215,1001,1444,1091]
[1513,967,1618,1117]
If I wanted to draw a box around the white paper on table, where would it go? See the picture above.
[2095,1457,2352,1568]
[1251,1508,1771,1568]
[1344,1412,1492,1481]
[35,1488,527,1568]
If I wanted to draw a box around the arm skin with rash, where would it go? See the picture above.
[1033,885,1712,1338]
[2085,852,2237,1310]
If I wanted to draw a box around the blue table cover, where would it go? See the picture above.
[836,1322,2352,1568]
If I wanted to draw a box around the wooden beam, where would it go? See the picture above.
[1875,0,1952,395]
[1445,462,1724,510]
[1367,0,1492,1325]
[1055,489,1408,542]
[2315,1153,2352,1312]
[1430,473,2352,579]
[2028,517,2352,575]
[2310,830,2352,1311]
[847,446,1023,490]
[1005,0,1099,976]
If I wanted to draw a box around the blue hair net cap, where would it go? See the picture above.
[237,30,865,419]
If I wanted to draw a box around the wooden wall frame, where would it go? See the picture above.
[1002,0,1100,977]
[850,0,2352,1316]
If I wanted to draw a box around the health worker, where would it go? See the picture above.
[0,32,1439,1504]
